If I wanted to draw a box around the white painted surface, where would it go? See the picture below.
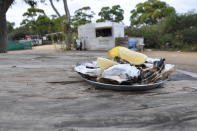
[78,22,124,50]
[177,69,197,78]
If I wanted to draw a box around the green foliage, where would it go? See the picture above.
[50,15,65,33]
[158,13,177,33]
[125,26,161,48]
[18,15,65,36]
[12,6,65,40]
[130,0,175,26]
[71,32,78,48]
[7,21,15,33]
[176,27,197,45]
[126,11,197,51]
[111,5,124,22]
[9,27,30,40]
[96,5,124,23]
[22,8,45,19]
[159,12,197,46]
[161,12,197,33]
[21,7,46,33]
[34,15,53,35]
[24,0,46,7]
[72,6,95,30]
[97,7,111,22]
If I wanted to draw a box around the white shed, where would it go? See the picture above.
[78,21,124,50]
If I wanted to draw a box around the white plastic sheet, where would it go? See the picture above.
[74,64,101,77]
[102,64,140,83]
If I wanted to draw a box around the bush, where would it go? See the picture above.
[125,26,161,48]
[176,27,197,44]
[126,12,197,51]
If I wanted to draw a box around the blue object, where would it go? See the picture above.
[128,38,137,50]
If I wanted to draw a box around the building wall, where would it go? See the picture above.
[78,23,95,39]
[78,22,124,50]
[84,37,115,50]
[113,23,124,38]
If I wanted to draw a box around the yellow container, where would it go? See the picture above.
[118,48,147,65]
[108,46,128,58]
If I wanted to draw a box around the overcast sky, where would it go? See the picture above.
[7,0,197,27]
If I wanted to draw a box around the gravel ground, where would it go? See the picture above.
[0,45,197,131]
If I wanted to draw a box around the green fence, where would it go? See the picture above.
[7,41,32,51]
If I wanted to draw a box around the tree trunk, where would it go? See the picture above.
[63,0,72,50]
[0,9,7,53]
[49,0,61,17]
[64,23,72,50]
[0,0,14,53]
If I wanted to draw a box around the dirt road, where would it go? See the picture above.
[0,45,196,131]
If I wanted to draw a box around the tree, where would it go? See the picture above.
[37,0,72,50]
[50,16,66,33]
[110,5,124,23]
[7,21,15,33]
[160,12,197,45]
[130,0,175,27]
[35,15,53,35]
[0,0,87,52]
[97,7,111,22]
[96,5,124,23]
[49,0,61,17]
[62,0,72,50]
[21,7,45,32]
[72,6,95,30]
[0,0,41,53]
[0,0,14,53]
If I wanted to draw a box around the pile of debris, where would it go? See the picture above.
[75,47,175,85]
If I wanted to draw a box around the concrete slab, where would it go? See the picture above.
[0,46,197,131]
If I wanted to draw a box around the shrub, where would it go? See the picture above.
[125,26,161,48]
[176,27,197,45]
[126,12,197,51]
